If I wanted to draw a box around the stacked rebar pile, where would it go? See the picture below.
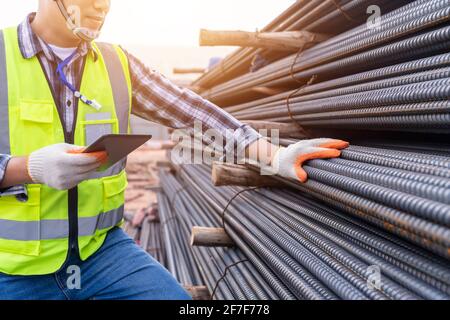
[139,216,165,265]
[193,0,412,92]
[158,172,284,299]
[154,164,450,299]
[227,56,450,133]
[166,164,450,300]
[197,0,450,134]
[157,190,204,287]
[268,142,450,259]
[154,0,450,300]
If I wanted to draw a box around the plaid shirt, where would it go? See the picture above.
[0,14,261,197]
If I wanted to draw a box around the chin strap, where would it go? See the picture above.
[53,0,102,42]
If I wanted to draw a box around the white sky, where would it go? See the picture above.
[0,0,296,46]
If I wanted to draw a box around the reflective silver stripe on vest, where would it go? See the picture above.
[96,43,130,135]
[89,160,126,179]
[0,205,124,241]
[92,43,131,179]
[78,205,124,237]
[0,30,11,154]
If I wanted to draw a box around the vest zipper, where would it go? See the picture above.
[67,70,82,254]
[68,188,78,253]
[66,57,86,256]
[37,56,87,265]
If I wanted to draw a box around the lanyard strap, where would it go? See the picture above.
[56,50,102,111]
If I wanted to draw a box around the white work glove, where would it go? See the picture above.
[27,143,107,190]
[271,138,349,183]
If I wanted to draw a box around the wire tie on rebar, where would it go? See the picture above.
[329,0,356,22]
[289,43,307,84]
[221,187,261,234]
[286,74,317,136]
[210,259,249,300]
[285,38,318,136]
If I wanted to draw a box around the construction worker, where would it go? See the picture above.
[0,0,348,300]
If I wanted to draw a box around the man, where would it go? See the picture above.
[0,0,348,300]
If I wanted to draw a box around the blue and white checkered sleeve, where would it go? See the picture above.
[0,154,27,198]
[123,48,262,161]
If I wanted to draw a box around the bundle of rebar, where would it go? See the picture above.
[193,0,412,91]
[158,172,284,299]
[157,190,204,287]
[139,216,165,265]
[195,0,450,135]
[154,164,450,300]
[153,0,450,300]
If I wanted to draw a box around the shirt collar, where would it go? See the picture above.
[18,13,98,62]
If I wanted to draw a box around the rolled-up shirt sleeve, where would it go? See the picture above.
[123,48,262,160]
[0,154,27,198]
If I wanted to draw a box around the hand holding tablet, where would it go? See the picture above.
[67,134,152,171]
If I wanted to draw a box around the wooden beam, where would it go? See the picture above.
[190,226,234,247]
[244,120,308,138]
[173,68,206,74]
[200,29,328,51]
[211,162,283,187]
[183,285,210,300]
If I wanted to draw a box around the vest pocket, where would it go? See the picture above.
[102,170,128,213]
[18,100,55,153]
[81,114,118,146]
[0,184,41,256]
[19,101,54,123]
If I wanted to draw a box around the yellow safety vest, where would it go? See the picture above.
[0,27,132,275]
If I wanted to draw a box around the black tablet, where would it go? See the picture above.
[83,134,152,170]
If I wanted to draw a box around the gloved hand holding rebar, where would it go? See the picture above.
[27,143,108,190]
[271,138,349,183]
